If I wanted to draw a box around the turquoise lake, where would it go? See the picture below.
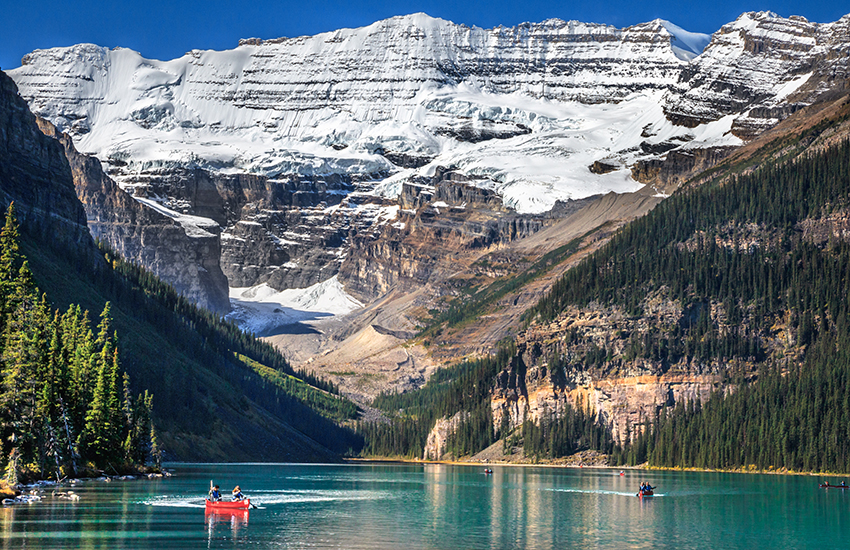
[1,462,848,549]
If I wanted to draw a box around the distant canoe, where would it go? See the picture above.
[819,484,850,489]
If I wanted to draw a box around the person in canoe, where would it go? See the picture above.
[232,486,245,501]
[639,482,655,495]
[208,485,222,502]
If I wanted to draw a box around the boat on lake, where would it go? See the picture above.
[819,483,849,489]
[205,498,251,510]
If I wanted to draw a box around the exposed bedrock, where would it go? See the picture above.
[490,308,731,444]
[0,72,91,251]
[630,146,738,191]
[339,173,549,302]
[663,12,850,137]
[37,121,232,313]
[111,166,361,291]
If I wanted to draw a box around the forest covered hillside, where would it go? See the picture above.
[358,93,850,473]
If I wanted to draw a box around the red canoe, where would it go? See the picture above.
[205,498,251,510]
[819,484,850,489]
[638,490,654,498]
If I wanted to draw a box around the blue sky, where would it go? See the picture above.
[1,0,847,71]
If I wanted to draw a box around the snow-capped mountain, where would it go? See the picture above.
[663,12,850,134]
[9,13,718,213]
[6,11,849,325]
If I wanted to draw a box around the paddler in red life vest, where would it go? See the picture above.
[232,486,245,501]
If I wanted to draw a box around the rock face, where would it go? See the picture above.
[340,173,550,302]
[423,411,470,460]
[492,360,723,444]
[0,71,91,250]
[118,166,358,291]
[35,121,231,313]
[663,12,850,137]
[488,299,740,443]
[630,146,738,192]
[10,16,698,142]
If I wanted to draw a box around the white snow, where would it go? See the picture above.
[226,276,363,335]
[772,72,813,103]
[133,196,219,238]
[7,12,823,218]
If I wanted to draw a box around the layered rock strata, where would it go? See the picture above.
[489,299,740,443]
[36,121,231,313]
[339,173,550,302]
[663,12,850,137]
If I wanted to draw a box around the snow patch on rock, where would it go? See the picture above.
[227,276,363,335]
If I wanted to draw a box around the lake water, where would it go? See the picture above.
[1,462,848,549]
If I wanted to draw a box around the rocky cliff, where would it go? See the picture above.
[0,71,91,250]
[340,173,550,302]
[35,120,231,312]
[491,305,730,443]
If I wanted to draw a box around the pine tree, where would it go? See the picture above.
[1,262,44,470]
[0,203,22,343]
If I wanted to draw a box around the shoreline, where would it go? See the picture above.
[345,456,844,478]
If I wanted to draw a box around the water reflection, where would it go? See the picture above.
[205,509,248,544]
